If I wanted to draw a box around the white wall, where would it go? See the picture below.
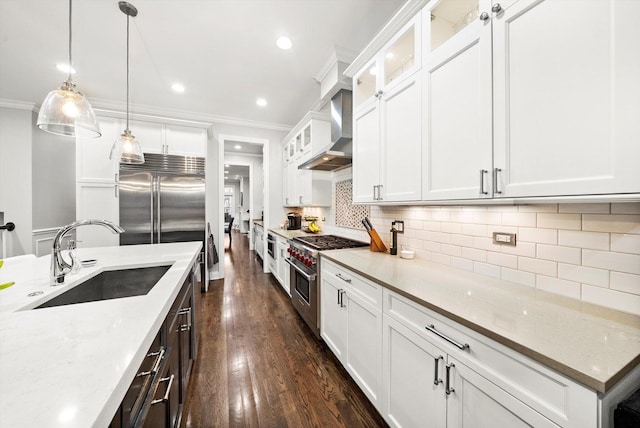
[0,107,33,256]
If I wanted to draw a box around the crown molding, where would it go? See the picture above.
[0,99,37,111]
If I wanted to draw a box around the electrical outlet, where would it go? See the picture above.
[394,220,404,233]
[493,232,516,246]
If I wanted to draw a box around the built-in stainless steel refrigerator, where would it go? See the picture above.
[118,153,206,247]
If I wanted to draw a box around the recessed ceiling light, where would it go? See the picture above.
[224,164,230,167]
[369,66,377,75]
[276,36,292,50]
[225,170,229,174]
[56,63,76,74]
[256,98,267,107]
[234,145,242,150]
[171,83,185,93]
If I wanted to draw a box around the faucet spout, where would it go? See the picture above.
[51,219,125,285]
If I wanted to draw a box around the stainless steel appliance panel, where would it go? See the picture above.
[119,171,154,246]
[158,175,205,244]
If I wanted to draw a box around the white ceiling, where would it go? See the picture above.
[224,164,250,182]
[0,0,404,128]
[224,139,264,156]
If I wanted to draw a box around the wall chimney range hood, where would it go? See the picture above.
[298,89,353,172]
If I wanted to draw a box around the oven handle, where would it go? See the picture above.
[285,257,316,281]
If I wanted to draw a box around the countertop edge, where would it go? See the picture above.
[319,251,637,394]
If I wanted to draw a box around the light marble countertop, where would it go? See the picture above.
[267,227,320,240]
[320,249,640,393]
[0,242,201,428]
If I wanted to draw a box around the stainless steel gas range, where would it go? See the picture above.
[286,235,368,338]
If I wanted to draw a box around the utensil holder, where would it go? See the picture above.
[367,229,388,252]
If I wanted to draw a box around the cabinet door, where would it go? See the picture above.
[345,290,383,411]
[282,162,290,206]
[446,357,559,428]
[353,100,381,203]
[76,116,120,181]
[76,183,119,248]
[129,120,165,155]
[383,316,446,428]
[492,0,640,198]
[379,71,422,202]
[382,14,421,93]
[320,273,348,360]
[166,125,206,157]
[354,59,380,111]
[422,2,493,201]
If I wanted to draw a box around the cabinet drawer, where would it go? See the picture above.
[322,259,382,308]
[383,289,596,427]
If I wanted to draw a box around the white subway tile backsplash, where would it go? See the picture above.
[610,272,640,295]
[583,214,640,234]
[610,233,640,255]
[487,251,518,269]
[558,230,609,250]
[461,247,487,262]
[583,250,640,275]
[558,203,610,214]
[500,241,537,257]
[611,203,640,215]
[328,174,640,313]
[501,268,535,287]
[536,276,581,299]
[474,262,502,279]
[537,244,582,265]
[558,263,609,288]
[501,212,537,227]
[519,257,557,277]
[537,213,582,230]
[582,285,640,316]
[518,227,557,245]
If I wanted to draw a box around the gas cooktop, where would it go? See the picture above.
[292,235,369,251]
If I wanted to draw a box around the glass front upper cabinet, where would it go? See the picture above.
[383,25,416,86]
[430,0,480,51]
[354,59,378,110]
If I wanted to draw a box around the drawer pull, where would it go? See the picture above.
[433,355,443,386]
[339,290,346,308]
[151,374,175,405]
[335,273,351,283]
[445,363,455,395]
[425,324,470,351]
[136,347,165,378]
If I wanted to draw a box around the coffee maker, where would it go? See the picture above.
[287,212,302,230]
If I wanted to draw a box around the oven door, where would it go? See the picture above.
[286,258,320,337]
[267,234,276,259]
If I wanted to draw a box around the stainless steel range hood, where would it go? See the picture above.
[298,89,352,172]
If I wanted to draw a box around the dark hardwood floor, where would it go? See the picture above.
[180,230,387,428]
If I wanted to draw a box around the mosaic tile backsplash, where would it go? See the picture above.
[335,179,370,230]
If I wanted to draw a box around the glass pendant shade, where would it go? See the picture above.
[110,128,144,164]
[37,80,101,138]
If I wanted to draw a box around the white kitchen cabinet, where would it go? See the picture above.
[276,236,290,296]
[253,224,264,259]
[75,182,119,248]
[421,0,493,200]
[491,0,640,198]
[128,120,206,157]
[76,116,120,182]
[283,150,331,207]
[352,16,422,203]
[320,259,383,411]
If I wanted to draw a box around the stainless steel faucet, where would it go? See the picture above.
[51,219,124,285]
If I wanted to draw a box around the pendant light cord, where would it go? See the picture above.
[126,12,130,130]
[67,0,72,82]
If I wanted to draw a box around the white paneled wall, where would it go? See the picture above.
[368,203,640,315]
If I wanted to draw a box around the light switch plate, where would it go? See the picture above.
[394,220,404,233]
[493,232,516,246]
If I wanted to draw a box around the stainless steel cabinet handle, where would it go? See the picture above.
[491,3,502,13]
[445,363,455,395]
[285,197,289,205]
[378,185,383,200]
[337,288,342,304]
[339,290,347,308]
[494,167,503,195]
[151,374,175,405]
[137,347,165,378]
[425,324,470,350]
[299,196,303,205]
[336,273,351,283]
[433,355,444,386]
[372,185,377,200]
[479,12,490,21]
[479,169,488,195]
[179,307,192,331]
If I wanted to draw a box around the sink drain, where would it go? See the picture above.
[27,291,44,297]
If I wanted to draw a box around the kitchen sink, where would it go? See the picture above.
[35,265,171,309]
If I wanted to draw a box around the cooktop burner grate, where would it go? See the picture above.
[292,235,368,251]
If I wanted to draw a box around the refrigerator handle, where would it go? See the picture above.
[150,177,155,244]
[156,177,161,244]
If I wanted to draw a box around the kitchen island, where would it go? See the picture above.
[0,242,201,428]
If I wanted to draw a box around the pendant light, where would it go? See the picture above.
[110,1,144,164]
[37,0,101,138]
